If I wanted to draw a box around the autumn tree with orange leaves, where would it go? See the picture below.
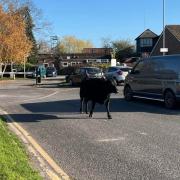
[0,5,32,77]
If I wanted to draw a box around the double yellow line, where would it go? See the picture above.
[0,109,71,180]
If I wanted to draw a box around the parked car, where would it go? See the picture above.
[124,55,180,109]
[26,66,37,78]
[104,66,132,85]
[46,67,57,77]
[66,67,104,85]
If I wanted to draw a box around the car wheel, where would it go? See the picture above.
[124,85,133,101]
[164,90,176,109]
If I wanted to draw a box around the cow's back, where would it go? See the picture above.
[80,79,108,103]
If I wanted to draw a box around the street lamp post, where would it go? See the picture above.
[24,56,25,78]
[163,0,165,56]
[24,55,28,78]
[160,0,168,55]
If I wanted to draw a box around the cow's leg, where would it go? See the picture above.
[80,97,84,114]
[89,101,96,118]
[84,99,89,114]
[105,99,112,119]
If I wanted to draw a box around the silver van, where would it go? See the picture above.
[124,55,180,109]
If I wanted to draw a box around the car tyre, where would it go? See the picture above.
[164,90,176,109]
[124,85,133,101]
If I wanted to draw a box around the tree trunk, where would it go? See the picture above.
[1,63,7,79]
[0,63,2,78]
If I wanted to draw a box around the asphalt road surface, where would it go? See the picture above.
[0,78,180,180]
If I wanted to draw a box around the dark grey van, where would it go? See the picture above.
[124,55,180,109]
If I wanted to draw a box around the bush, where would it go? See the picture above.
[91,63,110,72]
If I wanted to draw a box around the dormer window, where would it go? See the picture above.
[140,38,153,47]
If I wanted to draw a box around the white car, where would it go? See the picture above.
[104,66,132,85]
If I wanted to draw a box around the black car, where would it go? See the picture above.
[26,66,37,78]
[46,67,57,77]
[66,67,104,86]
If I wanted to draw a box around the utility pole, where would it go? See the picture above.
[163,0,165,56]
[50,36,59,54]
[160,0,168,55]
[24,55,26,78]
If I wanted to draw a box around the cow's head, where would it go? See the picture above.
[107,79,118,94]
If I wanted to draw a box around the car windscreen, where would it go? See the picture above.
[47,67,55,71]
[86,68,101,74]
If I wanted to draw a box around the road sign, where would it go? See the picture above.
[160,48,168,53]
[111,59,116,67]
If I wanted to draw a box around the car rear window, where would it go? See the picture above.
[86,68,101,74]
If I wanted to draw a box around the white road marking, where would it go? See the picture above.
[21,91,59,102]
[0,95,30,98]
[97,137,125,142]
[21,88,76,103]
[138,131,148,136]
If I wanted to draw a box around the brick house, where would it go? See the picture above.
[151,25,180,56]
[135,29,159,57]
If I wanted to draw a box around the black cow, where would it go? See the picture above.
[80,78,118,119]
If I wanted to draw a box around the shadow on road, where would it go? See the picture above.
[20,98,180,115]
[5,98,180,123]
[7,113,95,123]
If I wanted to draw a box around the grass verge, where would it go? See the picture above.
[0,117,42,180]
[0,78,13,81]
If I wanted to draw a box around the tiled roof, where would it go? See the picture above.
[166,25,180,41]
[135,29,158,40]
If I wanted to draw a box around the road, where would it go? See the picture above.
[0,78,180,180]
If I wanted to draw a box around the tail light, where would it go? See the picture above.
[117,70,122,75]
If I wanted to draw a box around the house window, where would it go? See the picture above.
[91,49,96,54]
[140,38,153,47]
[71,62,76,66]
[62,62,68,67]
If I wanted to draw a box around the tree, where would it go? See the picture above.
[0,5,32,77]
[17,6,38,64]
[37,39,51,53]
[58,36,94,54]
[0,0,51,64]
[112,40,135,62]
[101,37,112,48]
[101,38,135,62]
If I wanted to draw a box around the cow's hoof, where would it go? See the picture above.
[86,112,88,114]
[108,115,112,119]
[89,114,92,118]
